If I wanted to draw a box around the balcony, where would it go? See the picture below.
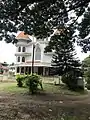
[15,52,31,56]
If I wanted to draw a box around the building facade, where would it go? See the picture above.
[14,32,53,75]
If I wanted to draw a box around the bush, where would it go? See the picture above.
[25,74,43,94]
[61,71,84,91]
[62,73,76,90]
[85,77,90,90]
[86,84,90,90]
[16,74,25,87]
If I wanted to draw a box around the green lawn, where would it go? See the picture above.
[0,82,87,96]
[44,83,88,95]
[0,82,28,93]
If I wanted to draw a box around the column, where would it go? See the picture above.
[24,67,25,74]
[15,67,17,75]
[19,67,21,74]
[27,67,29,74]
[43,67,45,76]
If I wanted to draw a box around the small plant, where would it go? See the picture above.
[16,74,25,87]
[25,74,43,94]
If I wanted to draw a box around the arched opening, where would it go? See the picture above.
[35,47,41,60]
[17,57,20,62]
[18,47,21,52]
[22,47,26,52]
[22,57,25,62]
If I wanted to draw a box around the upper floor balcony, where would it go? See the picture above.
[15,52,31,56]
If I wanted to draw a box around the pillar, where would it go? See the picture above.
[15,67,17,75]
[28,67,29,74]
[43,67,45,76]
[24,67,25,74]
[19,67,21,74]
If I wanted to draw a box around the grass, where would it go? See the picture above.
[0,82,28,94]
[43,83,87,96]
[0,81,87,96]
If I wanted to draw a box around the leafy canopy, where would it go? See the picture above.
[0,0,90,46]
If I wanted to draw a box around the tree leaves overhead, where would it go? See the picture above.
[77,7,90,52]
[0,0,90,44]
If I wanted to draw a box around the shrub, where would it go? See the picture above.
[62,72,76,89]
[84,69,90,90]
[86,84,90,90]
[61,71,84,91]
[25,74,43,94]
[16,74,25,87]
[85,77,90,90]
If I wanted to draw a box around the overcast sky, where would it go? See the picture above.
[0,40,90,64]
[0,41,16,64]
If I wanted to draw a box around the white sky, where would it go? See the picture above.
[0,40,89,64]
[75,45,90,61]
[0,41,16,64]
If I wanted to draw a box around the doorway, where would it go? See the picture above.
[38,67,43,75]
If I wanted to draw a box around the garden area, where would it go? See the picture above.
[0,74,89,120]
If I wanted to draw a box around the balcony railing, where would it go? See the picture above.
[15,52,31,56]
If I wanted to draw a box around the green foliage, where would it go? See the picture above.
[62,70,83,91]
[45,28,82,91]
[15,74,43,94]
[82,55,90,68]
[0,0,89,49]
[78,8,90,52]
[25,74,43,94]
[86,84,90,90]
[62,72,77,90]
[84,69,90,79]
[84,69,90,90]
[45,28,81,76]
[82,56,90,89]
[16,74,25,87]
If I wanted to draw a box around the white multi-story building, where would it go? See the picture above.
[14,32,54,75]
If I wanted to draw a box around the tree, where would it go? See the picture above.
[77,7,90,53]
[82,55,90,78]
[45,27,82,90]
[82,55,90,68]
[0,0,90,46]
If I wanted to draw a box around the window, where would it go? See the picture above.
[18,47,21,52]
[35,47,41,60]
[17,57,20,62]
[22,57,25,62]
[22,47,26,52]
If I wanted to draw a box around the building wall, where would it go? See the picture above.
[15,38,53,66]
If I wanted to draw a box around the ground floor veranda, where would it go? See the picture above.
[15,66,53,76]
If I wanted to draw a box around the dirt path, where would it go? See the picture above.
[0,92,89,120]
